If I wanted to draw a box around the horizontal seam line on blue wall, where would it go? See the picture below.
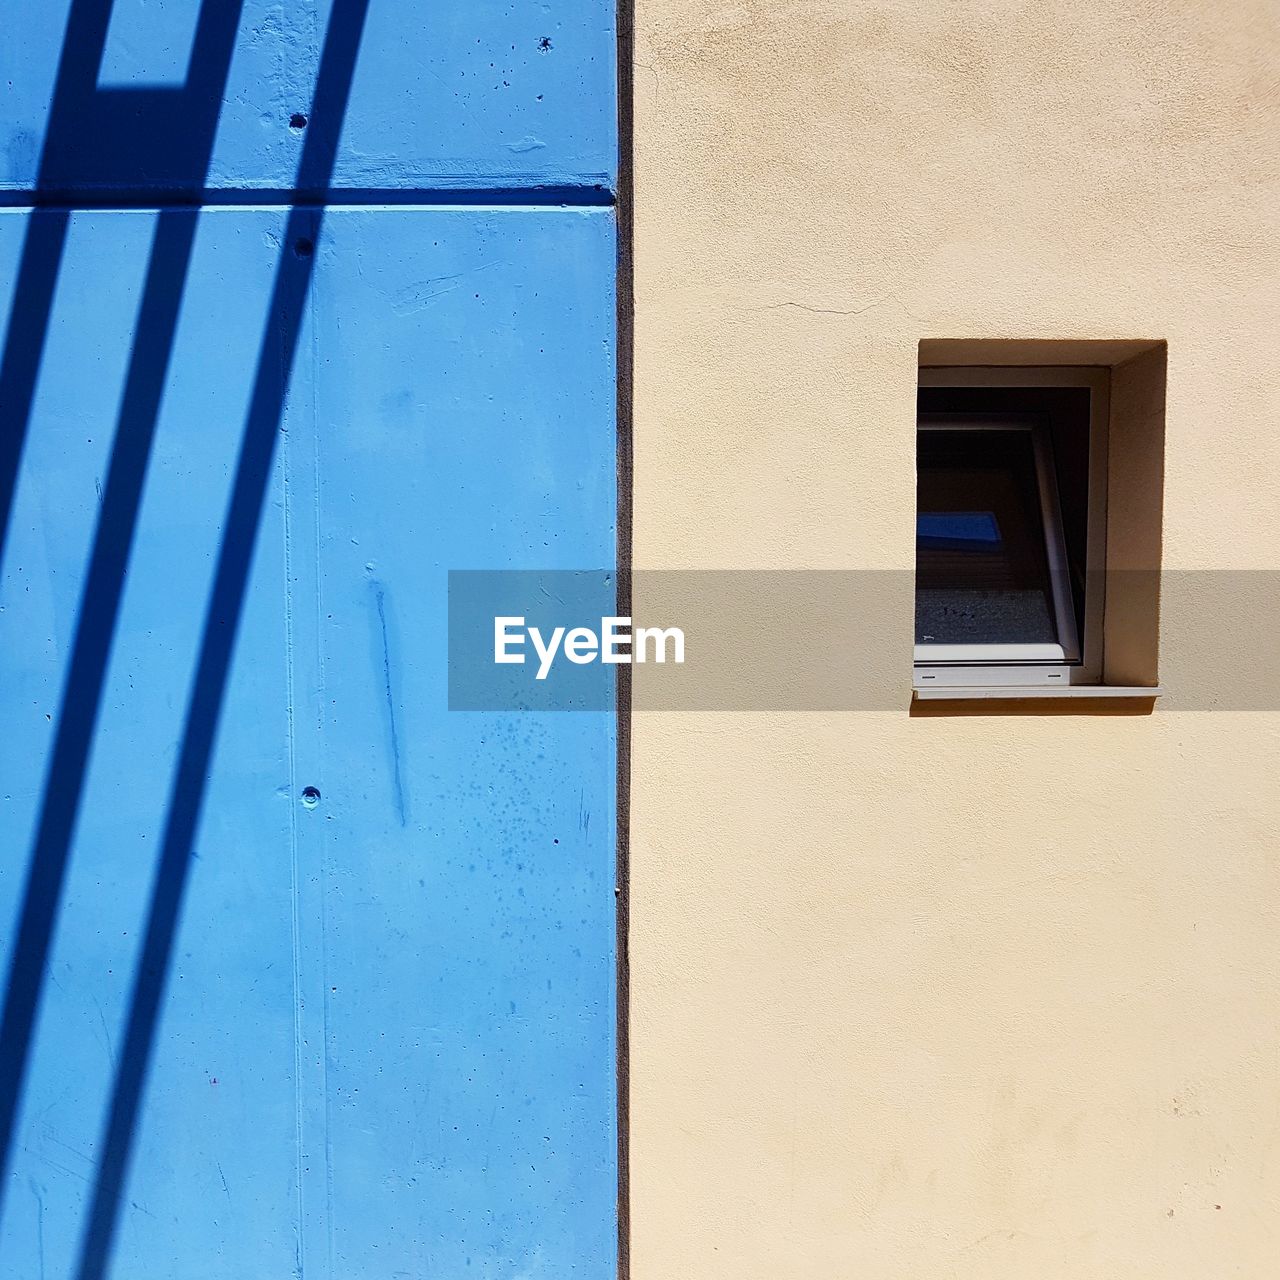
[0,185,617,210]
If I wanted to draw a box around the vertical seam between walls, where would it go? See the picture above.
[614,0,634,1269]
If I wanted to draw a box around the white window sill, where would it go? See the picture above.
[912,684,1163,702]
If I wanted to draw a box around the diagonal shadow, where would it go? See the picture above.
[0,210,69,567]
[0,0,106,571]
[73,3,372,1275]
[0,0,250,576]
[2,0,374,1266]
[0,0,246,1218]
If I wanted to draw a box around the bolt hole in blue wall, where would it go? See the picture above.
[0,2,619,1276]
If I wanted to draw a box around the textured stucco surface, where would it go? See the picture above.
[629,2,1280,1276]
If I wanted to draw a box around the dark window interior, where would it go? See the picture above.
[916,426,1056,645]
[916,386,1092,653]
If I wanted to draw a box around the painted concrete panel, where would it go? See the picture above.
[299,206,618,1276]
[0,1,616,194]
[0,204,617,1276]
[0,207,300,1278]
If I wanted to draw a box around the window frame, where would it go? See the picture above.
[914,366,1110,691]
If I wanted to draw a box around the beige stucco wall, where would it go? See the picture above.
[628,2,1280,1277]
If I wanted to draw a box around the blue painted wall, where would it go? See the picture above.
[0,5,617,1277]
[2,1,616,194]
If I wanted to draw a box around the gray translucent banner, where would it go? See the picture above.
[448,570,1280,711]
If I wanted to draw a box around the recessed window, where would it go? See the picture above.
[914,368,1107,690]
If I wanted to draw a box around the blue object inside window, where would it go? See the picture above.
[916,511,1001,550]
[915,427,1058,645]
